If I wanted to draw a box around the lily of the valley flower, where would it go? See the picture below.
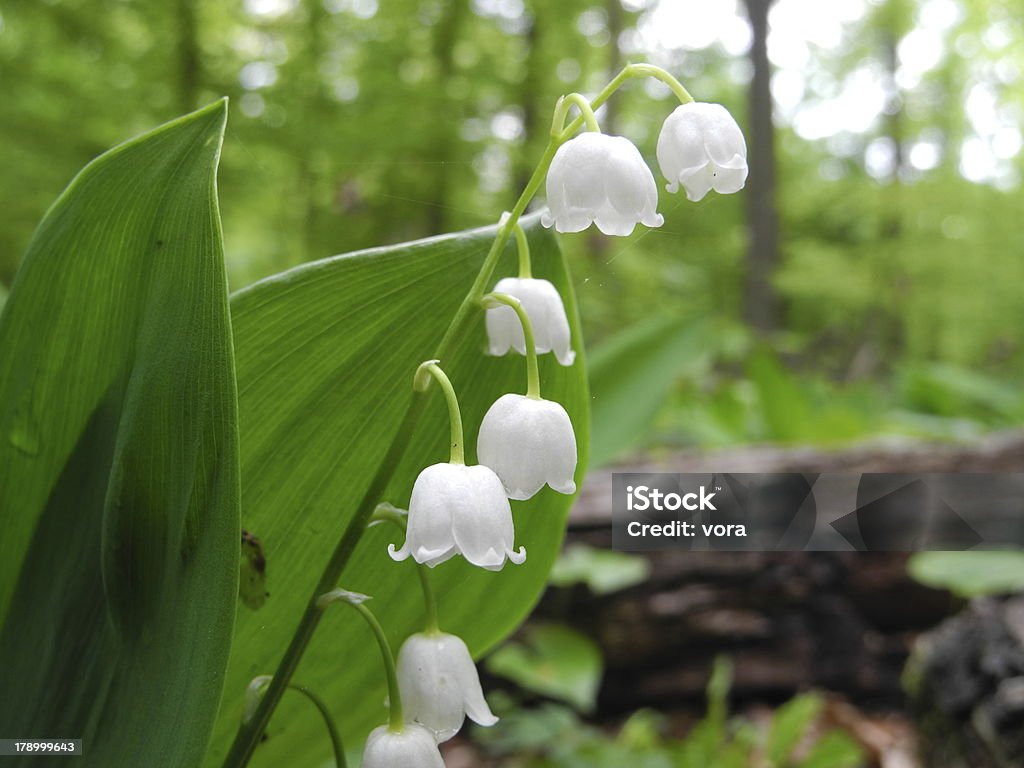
[477,393,576,500]
[485,277,575,366]
[541,132,664,236]
[389,462,526,571]
[656,102,748,202]
[397,631,498,742]
[361,724,444,768]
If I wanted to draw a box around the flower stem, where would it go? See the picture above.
[220,61,688,768]
[482,292,541,399]
[551,92,601,135]
[289,685,347,768]
[243,679,347,768]
[417,566,440,635]
[318,591,404,732]
[620,63,694,105]
[513,220,532,278]
[413,360,465,465]
[369,504,440,634]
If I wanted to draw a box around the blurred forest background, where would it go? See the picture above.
[2,0,1023,459]
[4,3,1024,766]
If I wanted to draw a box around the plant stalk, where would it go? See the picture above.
[220,61,687,768]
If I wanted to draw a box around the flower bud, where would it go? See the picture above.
[477,393,576,501]
[541,132,663,236]
[485,277,575,367]
[656,102,748,202]
[397,631,498,742]
[361,724,444,768]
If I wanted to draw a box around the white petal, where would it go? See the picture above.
[593,199,637,237]
[698,103,747,167]
[711,160,749,194]
[437,635,499,728]
[484,301,521,357]
[403,463,460,567]
[544,134,607,232]
[486,277,575,366]
[604,136,661,223]
[657,104,711,185]
[449,464,522,569]
[397,633,468,742]
[477,394,578,500]
[361,724,445,768]
[680,163,716,202]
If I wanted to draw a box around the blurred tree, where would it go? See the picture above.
[741,0,781,334]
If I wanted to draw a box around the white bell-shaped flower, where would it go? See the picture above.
[541,132,664,236]
[656,102,748,202]
[485,277,575,367]
[397,631,498,742]
[477,393,577,501]
[389,462,526,570]
[361,723,444,768]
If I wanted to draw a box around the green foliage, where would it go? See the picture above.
[587,315,712,466]
[203,216,589,767]
[908,551,1024,597]
[662,344,1024,450]
[0,103,239,767]
[549,543,651,595]
[487,624,603,713]
[477,656,866,768]
[4,0,1024,465]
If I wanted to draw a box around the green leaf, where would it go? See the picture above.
[204,216,589,766]
[0,102,240,767]
[588,314,711,467]
[486,624,603,712]
[549,543,650,594]
[765,693,823,765]
[908,551,1024,597]
[798,731,865,768]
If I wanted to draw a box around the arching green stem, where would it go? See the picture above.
[512,219,532,278]
[243,678,346,768]
[317,590,404,732]
[369,504,440,634]
[620,63,694,105]
[290,685,347,767]
[551,92,601,136]
[413,360,465,464]
[481,293,540,399]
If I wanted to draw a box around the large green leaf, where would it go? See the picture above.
[0,102,240,767]
[205,216,588,766]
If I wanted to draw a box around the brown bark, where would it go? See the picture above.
[518,434,1024,714]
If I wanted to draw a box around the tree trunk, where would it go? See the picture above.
[603,0,625,136]
[175,0,199,114]
[741,0,780,335]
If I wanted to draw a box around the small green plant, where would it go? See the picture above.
[478,658,865,768]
